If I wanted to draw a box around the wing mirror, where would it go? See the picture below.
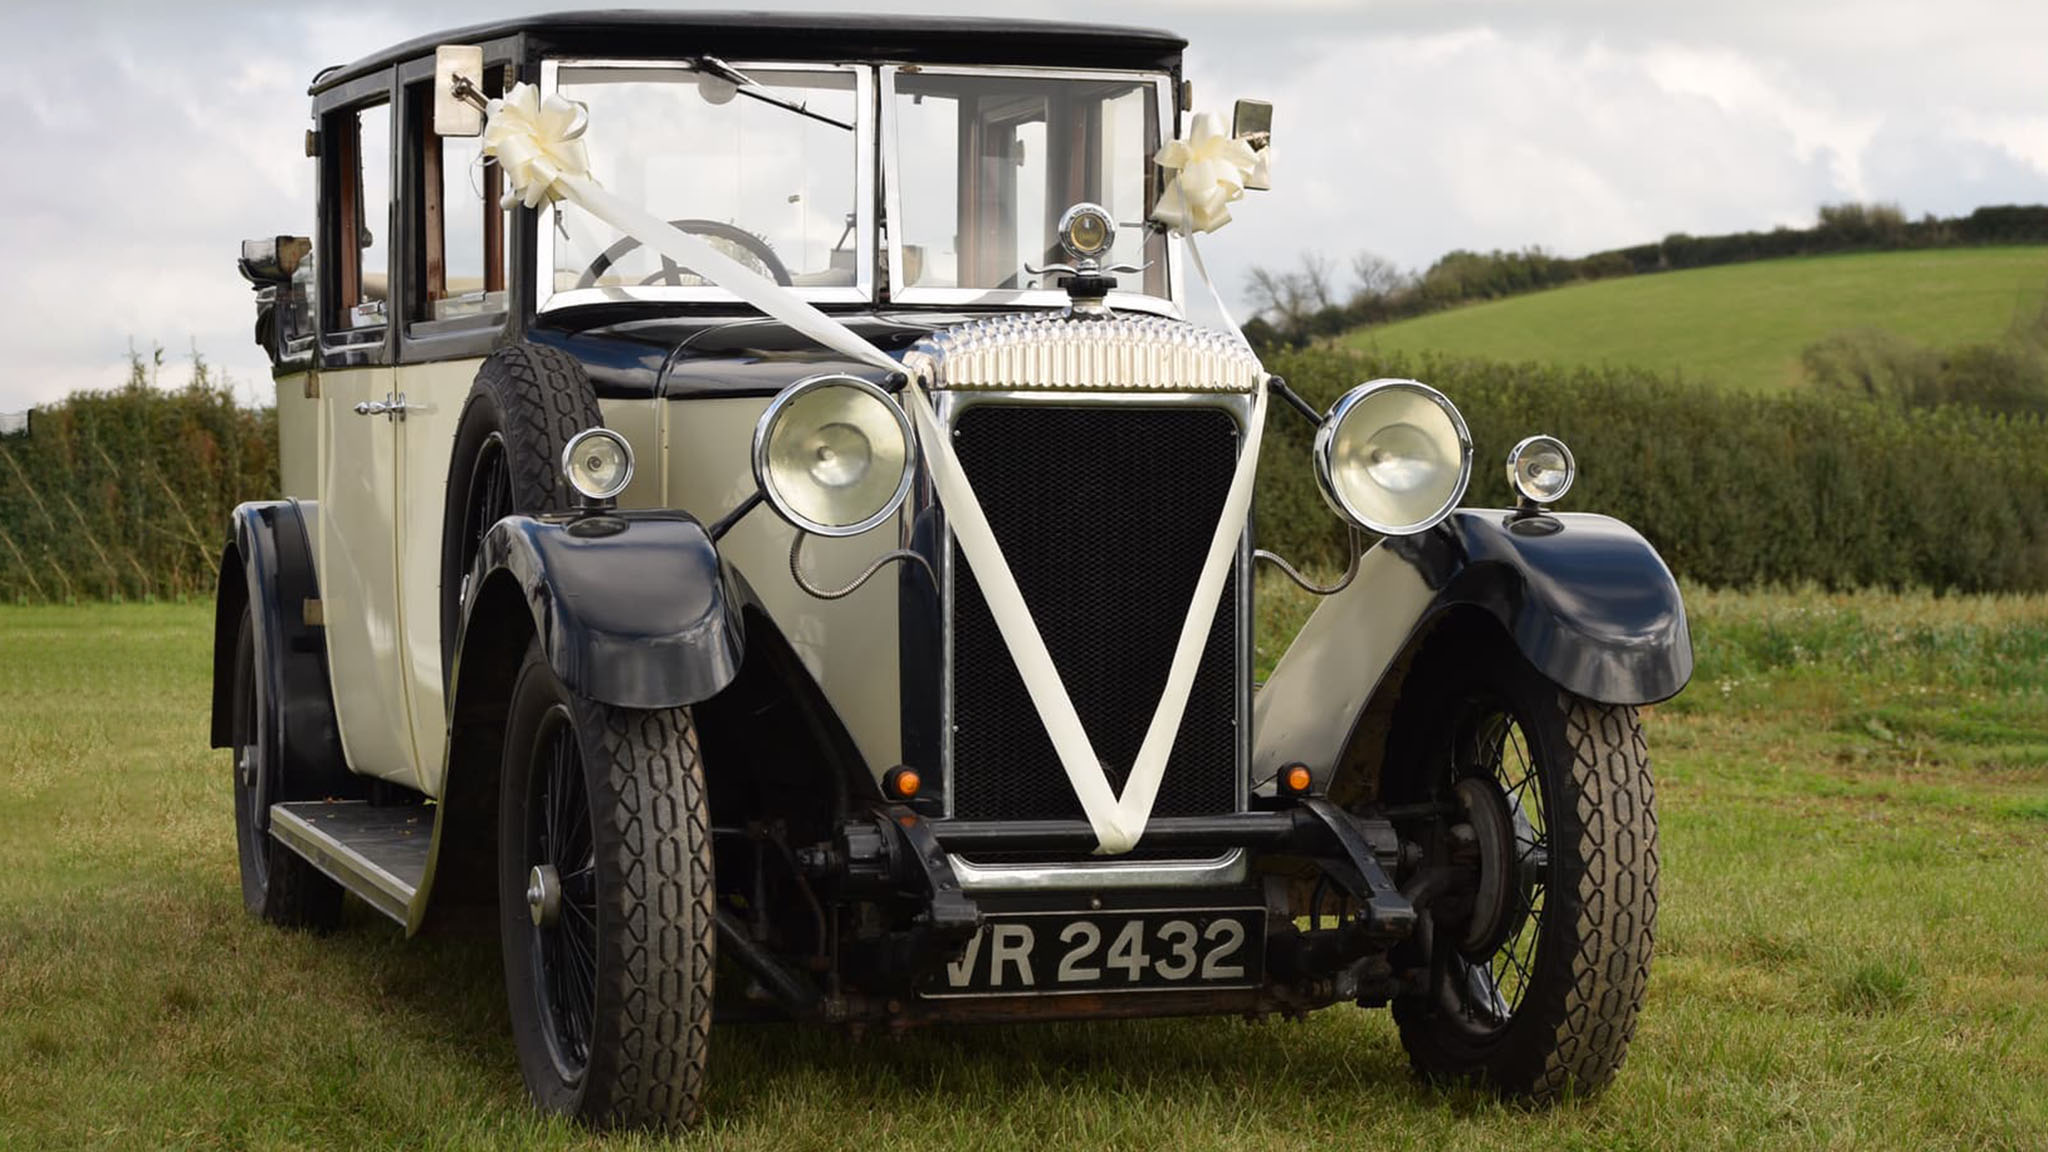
[433,44,486,137]
[1232,99,1272,191]
[238,236,311,286]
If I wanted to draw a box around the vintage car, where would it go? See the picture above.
[219,10,1688,1130]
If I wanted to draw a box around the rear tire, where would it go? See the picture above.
[498,642,716,1130]
[1388,640,1659,1101]
[229,604,344,930]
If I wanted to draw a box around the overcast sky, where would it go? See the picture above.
[3,0,2046,411]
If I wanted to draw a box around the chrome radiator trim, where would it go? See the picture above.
[902,314,1263,393]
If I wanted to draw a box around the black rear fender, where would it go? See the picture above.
[208,500,361,801]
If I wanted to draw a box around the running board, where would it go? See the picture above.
[270,801,433,927]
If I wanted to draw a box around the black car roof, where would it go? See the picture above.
[311,10,1186,94]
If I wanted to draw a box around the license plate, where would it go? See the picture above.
[921,908,1265,997]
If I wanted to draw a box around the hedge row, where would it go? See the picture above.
[5,347,2043,601]
[1252,348,2048,593]
[0,364,275,602]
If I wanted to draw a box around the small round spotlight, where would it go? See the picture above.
[1313,379,1473,536]
[1506,434,1576,506]
[561,428,634,503]
[1057,202,1116,262]
[752,374,916,538]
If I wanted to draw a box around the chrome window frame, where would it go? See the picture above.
[880,64,1183,318]
[535,57,876,313]
[930,388,1253,892]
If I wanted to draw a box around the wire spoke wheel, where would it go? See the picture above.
[1389,638,1659,1101]
[527,705,598,1080]
[1438,710,1550,1034]
[226,604,341,929]
[499,641,715,1128]
[231,630,271,894]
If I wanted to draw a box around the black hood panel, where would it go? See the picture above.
[529,311,971,400]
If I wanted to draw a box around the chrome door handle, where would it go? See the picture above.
[352,393,410,421]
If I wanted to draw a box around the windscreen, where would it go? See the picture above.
[549,65,861,298]
[891,72,1168,297]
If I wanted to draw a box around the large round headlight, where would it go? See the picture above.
[1506,434,1575,505]
[1313,378,1473,536]
[561,427,635,502]
[752,374,915,537]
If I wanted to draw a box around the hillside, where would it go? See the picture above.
[1339,246,2048,390]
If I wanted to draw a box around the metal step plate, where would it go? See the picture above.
[269,801,432,925]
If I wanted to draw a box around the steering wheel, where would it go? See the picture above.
[576,218,793,289]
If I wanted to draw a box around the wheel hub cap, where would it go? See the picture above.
[527,864,562,928]
[1455,775,1517,953]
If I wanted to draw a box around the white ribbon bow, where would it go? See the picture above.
[1151,112,1264,236]
[482,84,1268,853]
[481,84,593,210]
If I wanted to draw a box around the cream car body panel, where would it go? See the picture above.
[275,372,321,501]
[599,397,665,511]
[391,357,487,797]
[1250,543,1436,789]
[317,364,420,789]
[662,396,904,778]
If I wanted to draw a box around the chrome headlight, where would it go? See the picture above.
[751,374,915,537]
[1313,378,1473,536]
[561,427,635,502]
[1506,435,1575,506]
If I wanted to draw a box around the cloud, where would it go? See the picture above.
[0,0,2044,410]
[1187,26,1849,305]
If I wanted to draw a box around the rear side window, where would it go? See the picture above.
[325,100,392,335]
[410,67,510,330]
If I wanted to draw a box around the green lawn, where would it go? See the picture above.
[1341,247,2048,390]
[3,597,2046,1150]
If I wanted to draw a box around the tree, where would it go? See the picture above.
[1349,252,1410,301]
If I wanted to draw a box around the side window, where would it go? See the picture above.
[410,67,509,329]
[326,100,392,334]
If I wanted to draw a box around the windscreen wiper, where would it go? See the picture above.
[692,56,855,131]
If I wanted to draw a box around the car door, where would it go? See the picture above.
[391,67,515,799]
[315,91,423,791]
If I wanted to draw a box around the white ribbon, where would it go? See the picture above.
[1151,112,1263,236]
[481,86,593,210]
[484,84,1267,854]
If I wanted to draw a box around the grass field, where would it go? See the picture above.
[3,596,2046,1150]
[1340,247,2048,390]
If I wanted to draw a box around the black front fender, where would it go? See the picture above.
[1390,510,1693,704]
[1253,510,1690,784]
[464,512,745,709]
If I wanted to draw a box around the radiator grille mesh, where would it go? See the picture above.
[949,404,1242,822]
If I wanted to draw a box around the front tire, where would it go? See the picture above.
[1388,641,1659,1101]
[498,643,716,1130]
